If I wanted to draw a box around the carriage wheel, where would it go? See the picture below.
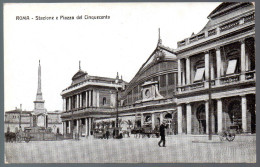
[16,135,21,143]
[227,133,235,142]
[219,132,226,141]
[25,137,30,143]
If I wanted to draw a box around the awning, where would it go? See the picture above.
[194,67,205,81]
[226,59,238,74]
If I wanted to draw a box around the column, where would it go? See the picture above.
[88,117,92,135]
[63,98,66,111]
[186,103,192,134]
[178,59,182,92]
[85,118,88,137]
[205,51,209,88]
[76,94,79,109]
[76,119,79,134]
[186,57,190,85]
[86,91,89,107]
[93,90,96,107]
[216,47,221,85]
[151,113,155,130]
[217,99,223,133]
[141,113,144,126]
[91,90,93,106]
[62,122,65,134]
[177,105,183,134]
[69,97,71,110]
[96,91,100,107]
[88,90,92,107]
[79,93,82,108]
[68,120,71,134]
[205,100,209,134]
[240,39,246,81]
[241,95,247,133]
[160,113,164,125]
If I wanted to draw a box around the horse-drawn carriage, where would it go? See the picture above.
[131,125,159,138]
[16,130,32,143]
[5,132,17,143]
[5,127,63,143]
[5,129,32,143]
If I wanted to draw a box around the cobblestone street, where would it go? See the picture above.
[5,135,256,163]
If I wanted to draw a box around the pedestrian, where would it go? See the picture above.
[106,128,110,139]
[158,121,166,147]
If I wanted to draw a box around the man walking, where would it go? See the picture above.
[158,121,166,147]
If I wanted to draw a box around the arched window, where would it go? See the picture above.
[165,113,172,119]
[103,97,107,105]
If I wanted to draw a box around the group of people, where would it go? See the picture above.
[92,121,168,147]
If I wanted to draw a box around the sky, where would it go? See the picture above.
[4,2,221,112]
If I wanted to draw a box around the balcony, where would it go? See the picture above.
[245,70,256,80]
[178,82,205,92]
[177,12,255,48]
[62,107,115,117]
[220,73,240,85]
[177,71,255,94]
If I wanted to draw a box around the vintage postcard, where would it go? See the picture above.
[4,2,256,163]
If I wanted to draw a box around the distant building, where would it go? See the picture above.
[5,61,62,133]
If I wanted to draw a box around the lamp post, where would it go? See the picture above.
[208,51,212,140]
[115,72,119,137]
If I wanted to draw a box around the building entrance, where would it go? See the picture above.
[196,104,206,134]
[228,100,242,131]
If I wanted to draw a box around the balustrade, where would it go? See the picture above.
[244,13,255,23]
[245,70,255,80]
[177,12,254,48]
[208,29,216,37]
[190,82,205,90]
[220,20,240,32]
[220,74,240,84]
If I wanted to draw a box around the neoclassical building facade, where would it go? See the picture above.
[61,2,255,137]
[175,2,255,134]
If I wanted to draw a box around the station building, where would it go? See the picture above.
[61,2,255,137]
[175,2,255,134]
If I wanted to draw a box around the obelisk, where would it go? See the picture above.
[33,60,45,115]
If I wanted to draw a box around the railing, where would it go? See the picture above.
[190,82,205,90]
[178,82,205,92]
[245,70,256,80]
[208,29,216,37]
[63,107,115,116]
[177,12,254,48]
[177,71,255,94]
[220,20,240,32]
[244,13,255,23]
[220,74,240,84]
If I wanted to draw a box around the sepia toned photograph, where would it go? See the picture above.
[3,2,256,163]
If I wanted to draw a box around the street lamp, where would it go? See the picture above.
[208,52,212,140]
[115,72,119,137]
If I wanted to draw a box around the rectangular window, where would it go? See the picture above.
[194,67,205,82]
[226,59,238,75]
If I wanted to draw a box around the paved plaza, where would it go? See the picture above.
[5,135,256,163]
